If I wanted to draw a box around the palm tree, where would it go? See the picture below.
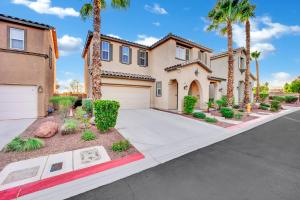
[207,0,241,106]
[251,51,261,102]
[239,0,256,105]
[80,0,130,100]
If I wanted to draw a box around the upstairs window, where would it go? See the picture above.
[176,46,189,61]
[199,51,208,65]
[121,46,130,64]
[9,28,25,50]
[101,41,110,61]
[138,50,148,67]
[240,57,245,69]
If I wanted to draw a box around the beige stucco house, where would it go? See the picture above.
[83,32,255,112]
[0,14,59,120]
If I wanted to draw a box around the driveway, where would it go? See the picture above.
[0,118,35,149]
[70,110,300,200]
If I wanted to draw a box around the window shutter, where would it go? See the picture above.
[198,51,201,60]
[186,49,189,61]
[204,53,207,65]
[109,43,113,61]
[145,52,148,67]
[119,46,122,63]
[129,48,132,64]
[137,50,141,65]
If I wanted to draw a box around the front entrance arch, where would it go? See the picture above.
[168,79,178,110]
[188,80,202,109]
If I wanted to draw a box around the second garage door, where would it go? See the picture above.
[102,85,150,109]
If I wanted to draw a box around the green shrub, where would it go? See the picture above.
[271,100,281,111]
[183,96,198,114]
[193,112,206,119]
[270,107,277,112]
[234,113,243,120]
[112,140,131,152]
[94,100,120,132]
[61,119,78,135]
[82,99,93,114]
[81,129,96,141]
[259,105,269,110]
[259,93,269,101]
[205,117,218,123]
[271,96,285,102]
[50,96,77,107]
[220,107,234,118]
[260,103,270,107]
[5,137,44,152]
[238,109,245,112]
[285,96,298,103]
[233,104,240,109]
[74,106,87,121]
[216,96,228,109]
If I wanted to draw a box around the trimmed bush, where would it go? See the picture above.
[220,107,234,118]
[271,100,281,111]
[81,130,96,141]
[216,96,228,109]
[271,96,285,102]
[233,105,240,109]
[259,93,269,101]
[193,112,206,119]
[205,117,218,123]
[82,99,93,114]
[112,140,131,152]
[61,119,78,135]
[5,137,44,152]
[285,96,298,103]
[238,109,245,112]
[183,96,197,114]
[260,103,270,107]
[259,105,269,110]
[94,100,120,132]
[50,96,77,108]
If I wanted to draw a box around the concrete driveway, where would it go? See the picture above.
[0,118,35,150]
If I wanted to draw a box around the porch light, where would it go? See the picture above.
[38,86,43,93]
[184,84,188,90]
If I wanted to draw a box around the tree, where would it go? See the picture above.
[207,0,241,106]
[283,83,292,93]
[69,80,83,93]
[251,50,261,102]
[80,0,130,100]
[290,79,300,102]
[239,0,255,105]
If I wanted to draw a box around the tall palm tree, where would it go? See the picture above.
[239,0,255,105]
[80,0,130,100]
[207,0,241,106]
[251,51,261,102]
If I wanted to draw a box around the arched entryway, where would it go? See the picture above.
[168,79,178,110]
[188,80,202,109]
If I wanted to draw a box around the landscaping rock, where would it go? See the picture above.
[34,121,59,138]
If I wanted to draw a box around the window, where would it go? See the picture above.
[240,57,245,69]
[138,50,147,66]
[9,28,25,50]
[156,82,162,97]
[121,46,129,64]
[49,47,53,69]
[176,46,188,60]
[101,41,110,61]
[199,51,208,65]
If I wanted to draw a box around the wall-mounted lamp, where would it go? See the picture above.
[184,84,188,90]
[219,88,223,92]
[38,86,43,93]
[195,69,199,76]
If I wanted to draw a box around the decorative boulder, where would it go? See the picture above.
[34,121,59,138]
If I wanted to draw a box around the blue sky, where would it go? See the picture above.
[1,0,300,91]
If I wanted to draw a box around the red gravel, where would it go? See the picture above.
[0,113,138,171]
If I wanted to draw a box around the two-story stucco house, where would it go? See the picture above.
[82,32,255,112]
[0,14,59,120]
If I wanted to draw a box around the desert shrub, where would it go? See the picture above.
[260,103,270,107]
[61,119,78,135]
[271,96,285,102]
[234,113,243,120]
[82,99,93,114]
[233,105,240,109]
[205,117,218,123]
[94,100,120,132]
[81,129,96,141]
[285,96,298,103]
[216,96,228,109]
[271,100,281,111]
[111,140,131,152]
[183,96,198,114]
[75,106,87,121]
[259,93,269,101]
[50,96,77,107]
[5,137,44,152]
[220,107,234,118]
[259,105,269,110]
[193,112,206,119]
[270,107,277,112]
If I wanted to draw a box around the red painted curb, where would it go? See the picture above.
[0,153,144,200]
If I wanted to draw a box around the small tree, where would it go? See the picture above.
[183,96,198,114]
[290,79,300,102]
[69,80,83,93]
[283,83,292,93]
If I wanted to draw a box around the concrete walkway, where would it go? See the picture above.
[0,118,35,150]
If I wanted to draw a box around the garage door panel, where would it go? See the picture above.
[102,85,150,109]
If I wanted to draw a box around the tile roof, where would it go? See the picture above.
[211,47,246,60]
[101,70,155,82]
[164,59,212,73]
[0,13,53,29]
[207,76,226,82]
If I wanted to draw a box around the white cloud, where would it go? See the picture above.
[11,0,79,18]
[144,3,167,15]
[58,35,82,56]
[107,34,121,39]
[135,35,160,46]
[267,72,295,87]
[153,22,160,27]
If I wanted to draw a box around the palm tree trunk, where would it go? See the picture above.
[227,21,234,106]
[244,20,250,105]
[255,59,260,102]
[92,0,102,100]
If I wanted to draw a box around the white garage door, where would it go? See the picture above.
[102,85,150,109]
[0,85,38,120]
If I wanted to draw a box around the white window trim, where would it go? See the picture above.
[122,46,130,64]
[156,81,162,97]
[176,46,186,60]
[101,41,110,61]
[9,27,25,50]
[139,50,147,66]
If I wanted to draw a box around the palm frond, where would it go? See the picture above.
[80,3,93,21]
[111,0,130,9]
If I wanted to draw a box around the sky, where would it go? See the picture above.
[1,0,300,91]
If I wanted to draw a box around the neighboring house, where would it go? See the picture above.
[82,32,255,112]
[0,14,59,120]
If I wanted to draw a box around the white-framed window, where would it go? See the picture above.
[101,41,110,61]
[9,28,25,50]
[176,46,189,60]
[139,50,147,66]
[240,57,245,69]
[121,46,129,64]
[199,51,208,65]
[156,81,162,97]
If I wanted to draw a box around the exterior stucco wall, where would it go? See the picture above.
[0,21,56,117]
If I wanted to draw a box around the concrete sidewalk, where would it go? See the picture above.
[19,107,300,200]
